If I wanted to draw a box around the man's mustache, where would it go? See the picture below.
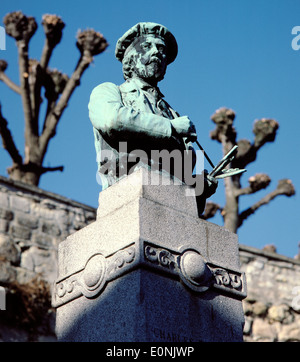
[141,56,162,65]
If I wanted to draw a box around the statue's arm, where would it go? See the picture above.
[88,82,184,141]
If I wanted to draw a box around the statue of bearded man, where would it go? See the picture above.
[88,22,217,215]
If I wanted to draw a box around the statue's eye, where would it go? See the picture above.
[141,42,151,50]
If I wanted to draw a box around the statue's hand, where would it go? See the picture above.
[204,170,218,198]
[170,116,197,142]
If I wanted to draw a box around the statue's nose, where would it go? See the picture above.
[149,44,160,56]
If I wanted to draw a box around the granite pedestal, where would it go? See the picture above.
[53,169,246,342]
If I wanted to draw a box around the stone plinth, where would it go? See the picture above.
[53,169,246,342]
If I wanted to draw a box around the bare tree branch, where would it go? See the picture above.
[234,186,252,197]
[40,39,53,70]
[253,118,279,149]
[0,104,23,164]
[238,190,278,227]
[39,53,92,157]
[0,72,21,94]
[7,161,64,179]
[17,41,38,141]
[40,14,65,69]
[208,107,291,233]
[40,164,64,174]
[4,12,39,144]
[235,173,271,197]
[0,60,21,94]
[200,201,222,220]
[28,59,44,126]
[210,107,237,145]
[42,68,69,133]
[1,12,108,186]
[35,15,66,131]
[232,139,256,169]
[233,119,279,170]
[40,29,108,158]
[238,179,295,227]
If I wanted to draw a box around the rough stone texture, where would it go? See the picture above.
[55,169,245,342]
[0,174,299,342]
[56,269,244,342]
[240,245,300,342]
[0,176,96,342]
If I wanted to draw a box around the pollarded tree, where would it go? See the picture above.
[0,11,108,186]
[201,107,295,233]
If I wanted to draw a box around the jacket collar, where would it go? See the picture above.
[120,77,164,98]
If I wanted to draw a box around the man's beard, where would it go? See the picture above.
[134,56,166,83]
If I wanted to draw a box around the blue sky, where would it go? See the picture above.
[0,0,299,257]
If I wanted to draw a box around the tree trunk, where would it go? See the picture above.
[220,134,240,233]
[223,177,239,233]
[8,163,41,186]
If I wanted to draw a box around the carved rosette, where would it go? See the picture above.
[52,244,136,307]
[179,249,212,292]
[143,242,246,298]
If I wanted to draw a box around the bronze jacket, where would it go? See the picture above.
[88,77,195,189]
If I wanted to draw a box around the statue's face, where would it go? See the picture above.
[126,35,168,84]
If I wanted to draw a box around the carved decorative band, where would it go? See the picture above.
[144,245,177,273]
[53,240,246,308]
[209,264,245,297]
[143,242,247,299]
[52,244,136,307]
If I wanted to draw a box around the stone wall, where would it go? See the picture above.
[0,176,96,341]
[240,245,300,342]
[0,175,299,342]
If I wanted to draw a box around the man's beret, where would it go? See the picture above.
[115,22,178,65]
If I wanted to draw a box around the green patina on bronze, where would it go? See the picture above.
[88,22,219,214]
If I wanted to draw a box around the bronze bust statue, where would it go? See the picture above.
[88,22,218,215]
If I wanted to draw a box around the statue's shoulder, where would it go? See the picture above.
[90,82,121,96]
[90,82,121,103]
[91,79,143,96]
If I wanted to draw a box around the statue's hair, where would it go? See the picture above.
[122,51,135,80]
